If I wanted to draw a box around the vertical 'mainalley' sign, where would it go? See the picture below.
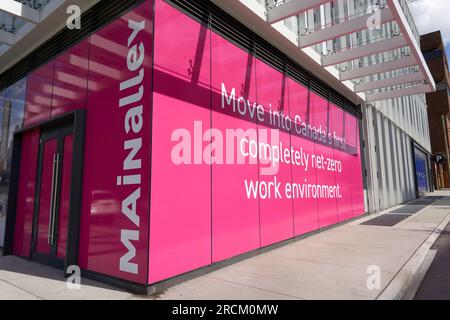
[118,19,146,275]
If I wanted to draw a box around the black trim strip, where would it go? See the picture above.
[65,110,86,272]
[2,134,22,256]
[80,269,149,295]
[411,139,420,199]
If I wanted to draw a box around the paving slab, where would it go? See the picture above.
[0,280,41,300]
[414,221,450,300]
[158,276,299,300]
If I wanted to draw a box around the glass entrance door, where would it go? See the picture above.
[31,123,74,268]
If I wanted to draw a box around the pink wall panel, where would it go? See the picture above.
[288,79,319,235]
[256,60,293,246]
[346,114,365,216]
[211,32,260,263]
[51,40,89,117]
[79,0,153,284]
[13,129,40,257]
[329,104,353,222]
[149,0,211,284]
[57,134,74,259]
[24,61,54,127]
[310,93,338,228]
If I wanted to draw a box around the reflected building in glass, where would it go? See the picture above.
[0,78,27,247]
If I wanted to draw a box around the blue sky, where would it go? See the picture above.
[410,1,450,64]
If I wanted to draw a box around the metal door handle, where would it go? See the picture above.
[48,153,60,245]
[48,154,57,244]
[50,153,60,245]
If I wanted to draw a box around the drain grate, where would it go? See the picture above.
[424,196,444,200]
[360,214,410,227]
[408,200,435,206]
[389,205,426,214]
[362,196,444,227]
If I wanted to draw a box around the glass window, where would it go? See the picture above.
[0,89,5,230]
[0,77,27,229]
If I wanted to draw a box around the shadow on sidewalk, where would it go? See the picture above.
[0,254,129,295]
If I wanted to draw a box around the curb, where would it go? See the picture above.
[401,249,437,300]
[377,213,450,300]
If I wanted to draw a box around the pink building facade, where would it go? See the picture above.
[3,0,365,293]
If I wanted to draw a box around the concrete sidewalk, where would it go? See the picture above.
[1,191,450,300]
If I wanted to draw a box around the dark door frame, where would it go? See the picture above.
[30,121,75,269]
[412,141,433,198]
[3,109,86,274]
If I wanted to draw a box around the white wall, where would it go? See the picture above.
[362,103,422,212]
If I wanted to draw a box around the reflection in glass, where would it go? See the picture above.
[0,77,27,245]
[0,89,4,246]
